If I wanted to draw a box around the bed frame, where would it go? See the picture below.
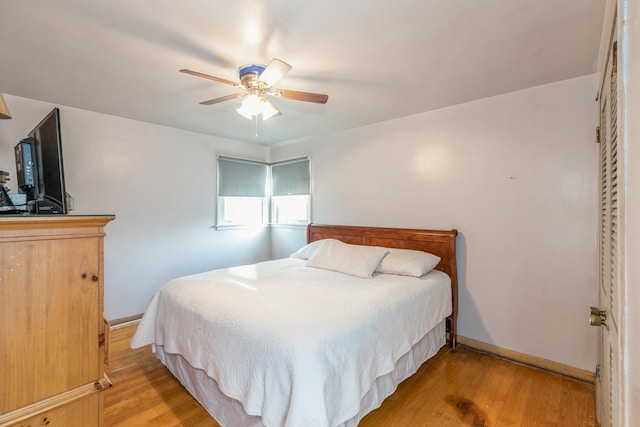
[307,224,458,348]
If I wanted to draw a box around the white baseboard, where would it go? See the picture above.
[458,336,595,384]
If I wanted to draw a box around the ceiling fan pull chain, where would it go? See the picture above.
[255,115,258,138]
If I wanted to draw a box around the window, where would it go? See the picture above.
[217,156,310,227]
[217,157,268,227]
[271,159,310,225]
[272,195,310,223]
[218,196,266,225]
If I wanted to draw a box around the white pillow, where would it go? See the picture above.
[306,240,388,278]
[290,239,341,260]
[375,248,441,277]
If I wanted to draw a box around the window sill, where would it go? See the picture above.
[214,223,309,231]
[269,223,309,230]
[215,224,269,231]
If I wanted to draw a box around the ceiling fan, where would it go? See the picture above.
[180,58,328,121]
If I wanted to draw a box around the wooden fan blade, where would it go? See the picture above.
[200,92,246,105]
[180,69,238,86]
[276,89,328,104]
[258,59,292,87]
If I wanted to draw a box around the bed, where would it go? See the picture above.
[131,224,458,427]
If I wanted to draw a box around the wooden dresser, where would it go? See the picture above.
[0,215,115,427]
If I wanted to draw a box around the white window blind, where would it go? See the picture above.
[217,157,268,227]
[218,157,268,197]
[271,159,310,196]
[271,158,310,225]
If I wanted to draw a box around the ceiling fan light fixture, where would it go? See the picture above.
[260,97,280,120]
[236,106,254,120]
[237,94,262,119]
[236,93,281,121]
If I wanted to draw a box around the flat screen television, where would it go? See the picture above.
[15,108,67,214]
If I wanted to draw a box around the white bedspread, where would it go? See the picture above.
[131,258,451,427]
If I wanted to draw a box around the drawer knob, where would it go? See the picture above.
[92,275,99,282]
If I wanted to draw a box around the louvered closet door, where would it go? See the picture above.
[596,26,622,427]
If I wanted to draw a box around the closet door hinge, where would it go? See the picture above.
[596,126,601,144]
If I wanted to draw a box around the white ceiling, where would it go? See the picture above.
[0,0,605,145]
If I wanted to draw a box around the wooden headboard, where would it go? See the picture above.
[307,223,459,348]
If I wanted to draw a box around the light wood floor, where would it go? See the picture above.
[104,324,597,426]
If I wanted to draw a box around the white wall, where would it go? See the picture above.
[0,95,271,320]
[271,75,598,371]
